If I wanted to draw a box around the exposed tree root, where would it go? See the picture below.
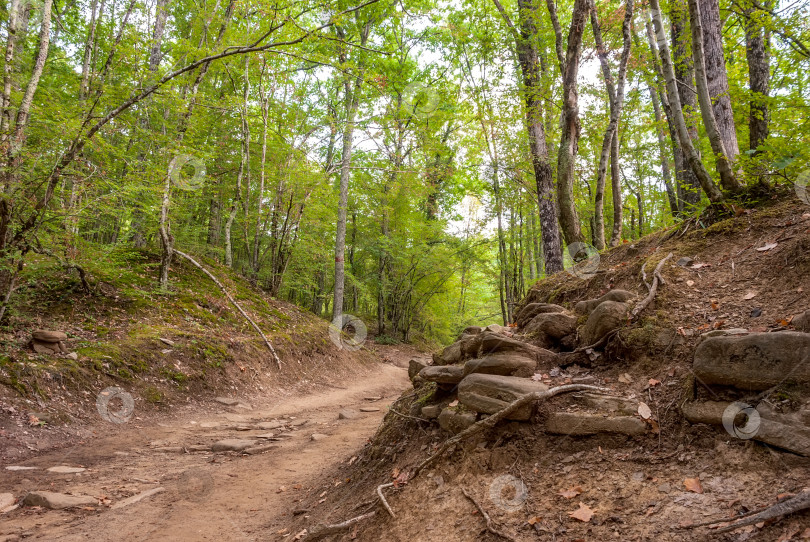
[632,252,673,319]
[174,250,282,368]
[681,489,810,533]
[377,482,396,518]
[462,488,519,541]
[300,511,377,541]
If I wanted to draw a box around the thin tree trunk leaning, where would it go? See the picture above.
[552,0,589,245]
[158,173,173,289]
[591,0,633,250]
[687,0,741,192]
[174,250,281,369]
[649,0,725,204]
[648,85,679,216]
[609,130,623,246]
[510,0,564,274]
[700,0,740,163]
[745,3,771,151]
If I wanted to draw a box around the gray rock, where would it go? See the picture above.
[256,420,284,430]
[159,337,175,346]
[408,359,429,380]
[421,404,445,419]
[477,331,557,366]
[580,300,630,345]
[31,330,67,343]
[46,466,86,474]
[682,400,810,456]
[214,397,240,406]
[793,310,810,332]
[484,324,508,334]
[432,340,464,366]
[4,466,37,471]
[211,439,258,452]
[310,433,328,441]
[658,483,672,493]
[523,312,577,346]
[544,412,647,436]
[23,491,96,510]
[458,373,548,421]
[515,303,567,328]
[676,257,694,267]
[575,393,638,416]
[463,352,536,378]
[66,352,78,360]
[462,326,483,335]
[359,407,380,412]
[338,409,359,420]
[693,332,810,390]
[419,365,465,384]
[32,341,59,355]
[575,290,636,315]
[437,408,477,434]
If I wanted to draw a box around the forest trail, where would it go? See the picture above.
[0,360,412,542]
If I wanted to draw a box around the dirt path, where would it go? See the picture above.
[0,362,411,541]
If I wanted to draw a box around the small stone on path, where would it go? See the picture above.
[110,487,165,509]
[46,466,86,474]
[338,409,359,420]
[359,407,380,413]
[310,433,328,441]
[23,491,96,510]
[211,439,258,452]
[5,466,37,471]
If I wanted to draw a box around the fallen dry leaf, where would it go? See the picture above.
[568,502,595,522]
[684,477,703,494]
[648,378,661,387]
[448,400,459,407]
[756,242,778,252]
[686,279,695,287]
[711,300,720,310]
[558,486,583,499]
[648,419,661,434]
[743,291,758,300]
[527,516,542,525]
[638,402,652,420]
[618,373,633,384]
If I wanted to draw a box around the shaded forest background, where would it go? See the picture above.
[0,0,808,345]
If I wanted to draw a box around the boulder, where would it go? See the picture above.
[793,310,810,332]
[523,312,577,346]
[693,332,810,390]
[484,324,509,334]
[477,331,556,366]
[460,333,483,357]
[515,303,567,328]
[681,400,810,456]
[463,352,536,378]
[544,412,647,436]
[462,325,483,335]
[432,340,464,366]
[575,290,636,315]
[421,404,446,419]
[580,301,630,346]
[408,359,429,380]
[419,365,465,385]
[458,374,548,421]
[31,330,67,343]
[575,393,638,416]
[438,408,477,434]
[23,491,96,510]
[32,341,60,355]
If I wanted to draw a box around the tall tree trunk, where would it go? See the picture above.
[493,0,563,274]
[648,84,679,215]
[591,0,633,250]
[225,56,250,268]
[745,3,770,151]
[650,0,725,203]
[551,0,589,245]
[609,129,623,246]
[670,1,704,209]
[688,0,740,192]
[700,0,740,162]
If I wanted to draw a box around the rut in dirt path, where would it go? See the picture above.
[0,362,412,542]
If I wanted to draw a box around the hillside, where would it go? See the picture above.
[282,196,810,541]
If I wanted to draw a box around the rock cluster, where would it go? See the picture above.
[30,330,68,355]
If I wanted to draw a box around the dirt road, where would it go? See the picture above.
[0,362,410,541]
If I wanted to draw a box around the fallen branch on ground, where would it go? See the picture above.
[174,250,281,368]
[377,482,395,517]
[462,488,518,541]
[300,511,376,541]
[681,489,810,533]
[632,252,673,319]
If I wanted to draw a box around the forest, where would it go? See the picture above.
[0,0,808,345]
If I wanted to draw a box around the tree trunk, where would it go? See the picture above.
[225,56,250,268]
[745,3,770,151]
[688,0,740,192]
[700,0,740,162]
[591,0,633,250]
[609,129,623,246]
[650,0,724,203]
[552,0,589,245]
[648,84,679,216]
